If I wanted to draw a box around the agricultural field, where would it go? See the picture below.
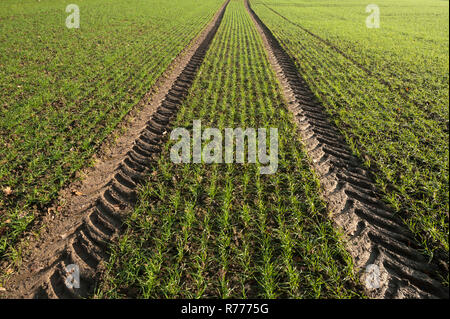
[0,0,448,301]
[0,0,223,258]
[251,0,449,262]
[97,0,359,298]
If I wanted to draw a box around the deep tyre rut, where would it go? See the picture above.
[245,0,448,299]
[4,0,229,299]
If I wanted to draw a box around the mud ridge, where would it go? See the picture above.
[246,0,448,299]
[2,0,229,299]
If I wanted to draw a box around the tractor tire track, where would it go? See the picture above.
[246,0,448,299]
[2,0,229,299]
